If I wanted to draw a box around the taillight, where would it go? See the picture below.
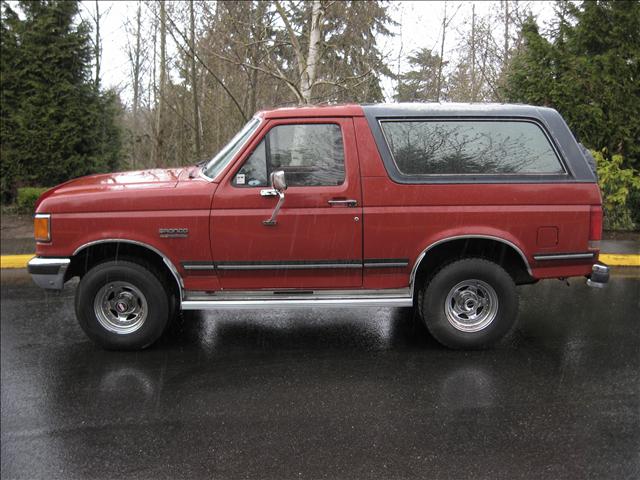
[589,206,603,249]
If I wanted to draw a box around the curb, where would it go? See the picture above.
[1,254,34,269]
[1,253,639,269]
[599,253,640,267]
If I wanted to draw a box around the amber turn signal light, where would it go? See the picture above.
[34,214,50,242]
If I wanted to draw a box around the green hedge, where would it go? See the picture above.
[16,187,48,214]
[592,150,640,231]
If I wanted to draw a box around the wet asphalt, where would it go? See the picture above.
[1,270,639,480]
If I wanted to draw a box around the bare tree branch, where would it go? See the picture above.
[148,2,248,121]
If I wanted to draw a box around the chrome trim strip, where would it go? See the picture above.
[72,239,184,301]
[184,287,411,301]
[533,252,595,261]
[182,288,413,309]
[27,256,70,269]
[409,235,533,294]
[182,297,413,310]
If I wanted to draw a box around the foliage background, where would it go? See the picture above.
[1,0,121,202]
[1,0,638,229]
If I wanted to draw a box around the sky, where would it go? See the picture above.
[80,0,557,105]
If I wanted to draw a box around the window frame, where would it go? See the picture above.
[231,121,347,189]
[375,117,572,184]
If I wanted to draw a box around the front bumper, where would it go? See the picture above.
[586,263,609,288]
[27,257,70,290]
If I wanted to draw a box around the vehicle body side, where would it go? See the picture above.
[33,103,603,305]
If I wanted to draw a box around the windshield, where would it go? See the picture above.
[202,117,261,180]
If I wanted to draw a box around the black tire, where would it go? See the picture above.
[75,259,171,350]
[419,258,518,349]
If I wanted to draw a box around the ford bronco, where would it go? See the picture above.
[28,103,609,350]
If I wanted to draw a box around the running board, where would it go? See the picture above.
[181,288,413,310]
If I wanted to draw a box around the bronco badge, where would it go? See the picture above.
[159,228,189,238]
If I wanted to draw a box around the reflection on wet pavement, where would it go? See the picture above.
[1,272,639,479]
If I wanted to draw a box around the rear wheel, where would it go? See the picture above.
[419,258,518,349]
[75,260,172,350]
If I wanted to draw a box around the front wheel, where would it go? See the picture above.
[75,260,171,350]
[419,258,519,349]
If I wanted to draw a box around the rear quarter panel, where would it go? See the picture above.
[361,179,601,288]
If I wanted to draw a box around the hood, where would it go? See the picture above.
[34,167,215,213]
[48,168,184,195]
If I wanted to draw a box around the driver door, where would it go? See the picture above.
[210,117,362,290]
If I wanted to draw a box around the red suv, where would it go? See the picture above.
[28,103,609,350]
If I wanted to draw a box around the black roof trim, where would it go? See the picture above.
[361,103,597,184]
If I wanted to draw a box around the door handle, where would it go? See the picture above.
[328,199,358,207]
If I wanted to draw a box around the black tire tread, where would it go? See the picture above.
[75,259,172,350]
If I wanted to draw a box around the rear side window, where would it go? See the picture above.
[234,123,345,187]
[380,120,564,175]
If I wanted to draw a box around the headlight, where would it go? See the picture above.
[34,214,51,242]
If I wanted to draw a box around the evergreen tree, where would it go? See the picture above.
[0,0,122,202]
[394,48,443,102]
[316,0,394,103]
[502,1,640,170]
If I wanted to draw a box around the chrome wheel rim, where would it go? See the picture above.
[444,279,498,332]
[94,281,148,335]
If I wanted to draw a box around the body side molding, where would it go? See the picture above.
[182,259,410,271]
[533,252,595,261]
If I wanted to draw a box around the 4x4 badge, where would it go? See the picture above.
[159,228,188,238]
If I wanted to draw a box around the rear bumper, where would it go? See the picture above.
[586,263,609,288]
[27,257,70,290]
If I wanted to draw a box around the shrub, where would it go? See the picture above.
[592,150,640,231]
[16,187,48,214]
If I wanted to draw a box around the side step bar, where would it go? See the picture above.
[181,288,413,310]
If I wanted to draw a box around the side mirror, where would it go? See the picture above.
[270,170,287,192]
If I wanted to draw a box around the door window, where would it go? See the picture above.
[233,123,345,187]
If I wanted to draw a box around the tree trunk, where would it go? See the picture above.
[436,1,447,102]
[149,4,158,166]
[155,0,167,167]
[301,0,324,104]
[189,0,201,161]
[131,1,142,169]
[503,0,509,63]
[470,3,476,102]
[94,0,101,88]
